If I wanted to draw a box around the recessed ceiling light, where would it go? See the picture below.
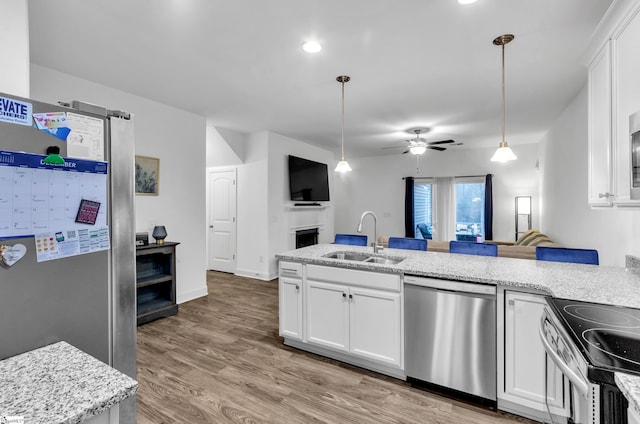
[458,0,478,4]
[302,41,322,53]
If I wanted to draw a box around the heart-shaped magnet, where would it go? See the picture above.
[1,244,27,267]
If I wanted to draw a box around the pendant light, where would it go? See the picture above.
[491,34,517,163]
[335,75,352,172]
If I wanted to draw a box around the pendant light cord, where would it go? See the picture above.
[341,80,345,160]
[501,43,506,144]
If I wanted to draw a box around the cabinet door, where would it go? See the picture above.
[279,278,302,340]
[305,280,349,352]
[613,10,640,205]
[503,292,564,413]
[588,41,614,206]
[349,287,402,367]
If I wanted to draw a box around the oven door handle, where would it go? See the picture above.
[538,314,589,396]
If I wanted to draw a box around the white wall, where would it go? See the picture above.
[333,144,540,244]
[235,131,270,279]
[206,122,244,167]
[232,130,335,280]
[267,132,335,277]
[31,65,208,303]
[539,86,640,267]
[0,0,29,97]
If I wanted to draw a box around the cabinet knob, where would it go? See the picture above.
[598,192,614,198]
[349,294,353,300]
[342,293,347,298]
[295,285,299,290]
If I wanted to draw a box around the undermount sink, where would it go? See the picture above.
[323,251,404,265]
[364,256,403,265]
[324,251,372,261]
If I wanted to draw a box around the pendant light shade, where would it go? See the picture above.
[491,34,517,163]
[335,75,352,173]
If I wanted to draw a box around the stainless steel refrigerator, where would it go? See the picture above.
[0,92,137,421]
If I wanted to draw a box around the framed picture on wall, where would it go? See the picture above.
[135,155,160,195]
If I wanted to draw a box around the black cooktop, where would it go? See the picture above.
[547,297,640,377]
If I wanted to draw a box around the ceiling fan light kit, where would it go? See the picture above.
[409,145,427,155]
[491,33,517,163]
[388,128,455,155]
[335,75,352,173]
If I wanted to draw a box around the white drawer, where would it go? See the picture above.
[306,264,400,291]
[279,261,303,279]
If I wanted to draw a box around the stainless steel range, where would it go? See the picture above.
[540,297,639,423]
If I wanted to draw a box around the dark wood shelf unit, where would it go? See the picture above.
[136,242,179,325]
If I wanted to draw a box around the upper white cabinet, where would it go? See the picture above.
[587,1,640,206]
[613,6,640,205]
[588,41,614,206]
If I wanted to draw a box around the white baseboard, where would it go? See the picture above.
[177,286,208,304]
[234,268,278,281]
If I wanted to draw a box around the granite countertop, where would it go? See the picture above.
[0,341,138,424]
[616,373,640,418]
[277,244,640,309]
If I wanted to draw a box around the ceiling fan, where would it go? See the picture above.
[382,128,457,155]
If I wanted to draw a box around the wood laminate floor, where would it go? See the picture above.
[136,271,536,424]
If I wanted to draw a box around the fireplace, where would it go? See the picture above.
[296,228,319,249]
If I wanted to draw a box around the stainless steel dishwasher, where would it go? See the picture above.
[404,276,496,402]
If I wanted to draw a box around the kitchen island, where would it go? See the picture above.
[277,243,640,422]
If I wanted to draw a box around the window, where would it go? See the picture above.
[413,181,433,239]
[407,175,490,242]
[455,178,485,241]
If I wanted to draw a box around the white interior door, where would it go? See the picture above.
[208,169,237,272]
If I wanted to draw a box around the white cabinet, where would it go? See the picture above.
[279,261,303,341]
[349,286,401,365]
[306,279,349,350]
[305,264,403,369]
[587,2,640,206]
[498,291,565,421]
[612,7,640,205]
[588,41,614,206]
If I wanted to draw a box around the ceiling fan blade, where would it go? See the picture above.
[381,145,407,150]
[427,139,455,145]
[402,150,410,154]
[428,146,447,152]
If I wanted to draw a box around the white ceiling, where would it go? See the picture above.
[27,0,612,158]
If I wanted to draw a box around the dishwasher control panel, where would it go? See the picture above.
[404,275,496,295]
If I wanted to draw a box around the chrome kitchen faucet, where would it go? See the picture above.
[357,211,381,254]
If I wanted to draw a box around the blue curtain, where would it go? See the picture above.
[484,174,493,240]
[404,177,415,237]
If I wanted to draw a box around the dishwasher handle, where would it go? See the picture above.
[404,276,496,296]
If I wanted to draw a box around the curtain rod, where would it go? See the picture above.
[402,174,491,180]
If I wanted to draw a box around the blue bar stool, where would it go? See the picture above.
[536,246,599,265]
[334,234,368,246]
[388,237,427,251]
[449,241,498,257]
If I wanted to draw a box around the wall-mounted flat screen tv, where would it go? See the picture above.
[288,155,330,202]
